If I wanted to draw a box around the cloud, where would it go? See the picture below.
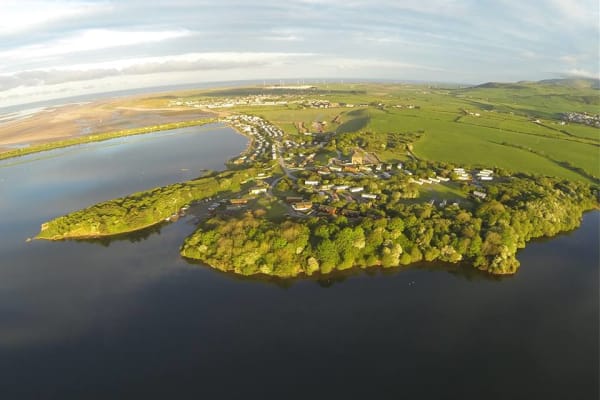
[0,52,317,91]
[548,0,599,27]
[297,0,468,17]
[562,69,599,79]
[263,35,304,42]
[0,0,113,36]
[1,29,193,63]
[1,0,598,106]
[318,57,444,72]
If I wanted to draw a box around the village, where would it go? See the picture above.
[167,92,359,110]
[208,114,498,219]
[562,111,600,128]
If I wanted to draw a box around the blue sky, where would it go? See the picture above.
[1,0,598,106]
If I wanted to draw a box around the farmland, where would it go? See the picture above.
[214,79,599,183]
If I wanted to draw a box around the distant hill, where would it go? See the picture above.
[537,78,600,89]
[473,82,529,89]
[456,78,599,120]
[473,78,599,90]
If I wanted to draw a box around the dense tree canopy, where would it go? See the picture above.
[37,168,257,239]
[181,174,597,276]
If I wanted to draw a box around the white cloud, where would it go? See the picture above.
[0,0,112,36]
[317,57,444,72]
[263,35,304,42]
[1,29,193,65]
[564,68,599,79]
[0,52,318,91]
[298,0,467,16]
[548,0,599,27]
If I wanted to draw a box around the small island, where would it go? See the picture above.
[35,82,600,277]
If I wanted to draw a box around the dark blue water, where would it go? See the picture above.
[0,126,597,399]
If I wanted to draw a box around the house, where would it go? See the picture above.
[351,151,364,165]
[472,191,487,199]
[304,180,319,186]
[292,201,313,211]
[333,185,349,191]
[318,204,337,215]
[230,198,249,205]
[250,187,267,195]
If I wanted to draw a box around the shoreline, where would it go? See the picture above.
[181,208,598,279]
[0,118,216,162]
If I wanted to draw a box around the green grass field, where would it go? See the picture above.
[225,80,598,183]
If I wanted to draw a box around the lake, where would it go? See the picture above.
[0,125,597,399]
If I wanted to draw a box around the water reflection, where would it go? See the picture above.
[182,255,506,288]
[78,222,169,247]
[0,122,597,399]
[0,124,248,349]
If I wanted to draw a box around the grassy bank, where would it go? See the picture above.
[36,167,257,240]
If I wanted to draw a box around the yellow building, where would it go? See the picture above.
[351,151,364,165]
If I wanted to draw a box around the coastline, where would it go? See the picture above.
[181,209,595,278]
[35,216,173,241]
[0,118,216,162]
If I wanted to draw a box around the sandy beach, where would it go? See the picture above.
[0,96,215,152]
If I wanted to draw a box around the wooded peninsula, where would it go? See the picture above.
[35,81,600,277]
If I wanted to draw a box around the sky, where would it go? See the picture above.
[1,0,598,107]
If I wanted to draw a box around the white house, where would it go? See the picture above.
[250,188,267,195]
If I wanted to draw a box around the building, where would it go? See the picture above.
[333,185,349,191]
[318,204,337,215]
[250,187,267,195]
[351,151,364,165]
[292,202,313,211]
[472,191,487,199]
[230,198,249,205]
